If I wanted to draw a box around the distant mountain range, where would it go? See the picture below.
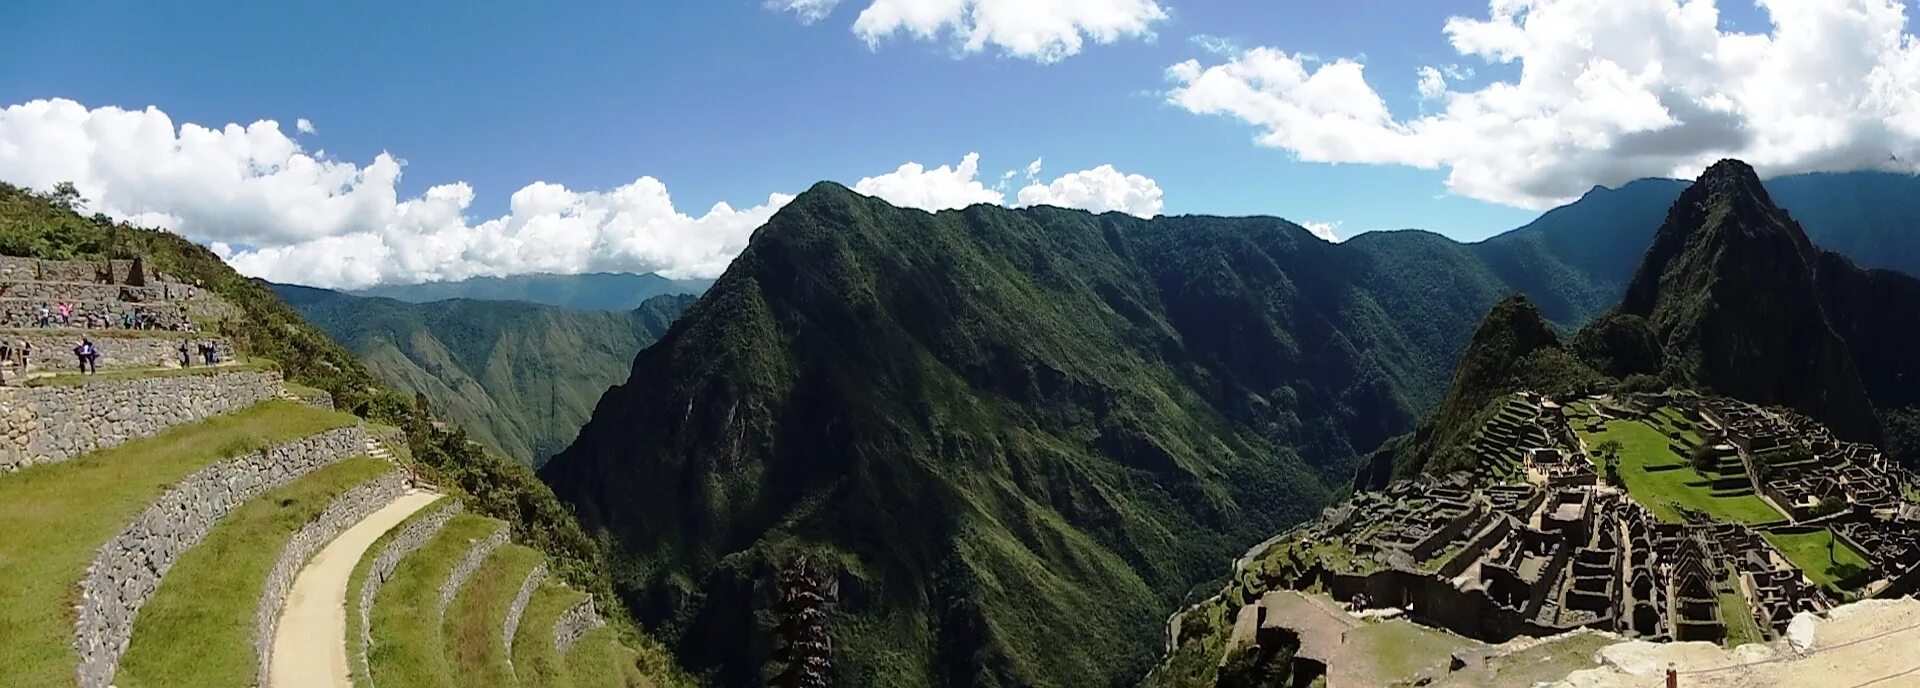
[273,284,693,466]
[348,271,712,311]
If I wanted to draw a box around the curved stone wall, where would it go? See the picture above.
[552,596,606,655]
[437,524,509,620]
[253,467,405,686]
[502,563,548,671]
[73,425,365,688]
[0,369,281,472]
[356,500,464,677]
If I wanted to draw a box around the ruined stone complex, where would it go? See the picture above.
[0,256,636,687]
[1186,390,1920,682]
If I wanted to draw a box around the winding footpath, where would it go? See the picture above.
[269,491,444,688]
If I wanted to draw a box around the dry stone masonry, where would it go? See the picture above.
[503,563,549,673]
[0,368,282,472]
[73,425,366,688]
[253,468,406,687]
[552,596,607,655]
[357,500,465,676]
[437,523,509,620]
[0,332,231,371]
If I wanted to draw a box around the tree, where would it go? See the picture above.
[1598,439,1625,484]
[48,181,82,211]
[1689,443,1719,473]
[770,556,833,688]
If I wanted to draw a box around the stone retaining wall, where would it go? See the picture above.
[0,280,178,303]
[503,564,548,671]
[73,425,366,688]
[0,368,282,472]
[438,524,509,620]
[0,334,231,372]
[552,596,606,655]
[0,298,187,330]
[254,468,405,687]
[0,257,158,285]
[357,500,464,678]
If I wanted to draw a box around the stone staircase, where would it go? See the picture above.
[0,256,655,688]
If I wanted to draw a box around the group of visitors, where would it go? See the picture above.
[28,301,182,331]
[178,340,220,367]
[74,339,99,374]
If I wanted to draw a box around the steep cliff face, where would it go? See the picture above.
[1619,159,1880,442]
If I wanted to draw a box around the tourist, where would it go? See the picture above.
[75,339,98,374]
[178,341,192,368]
[207,340,220,364]
[56,301,72,326]
[19,340,31,372]
[37,303,50,328]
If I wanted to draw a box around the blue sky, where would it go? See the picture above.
[0,0,1909,288]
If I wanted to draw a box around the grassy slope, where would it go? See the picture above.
[345,497,460,687]
[514,581,589,688]
[567,626,646,688]
[444,543,545,687]
[366,514,503,688]
[117,457,390,687]
[0,181,686,684]
[1576,418,1783,524]
[0,401,357,687]
[274,283,690,466]
[1764,530,1871,590]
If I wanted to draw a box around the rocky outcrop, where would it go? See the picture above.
[0,368,282,472]
[73,425,366,688]
[503,564,549,673]
[253,467,405,687]
[552,596,606,655]
[437,523,508,620]
[356,500,464,677]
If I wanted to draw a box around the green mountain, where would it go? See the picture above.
[273,284,693,466]
[350,271,712,311]
[537,180,1692,687]
[1388,160,1920,481]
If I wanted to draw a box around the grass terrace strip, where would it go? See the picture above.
[23,359,277,388]
[444,543,544,687]
[115,458,392,687]
[0,401,359,688]
[564,626,640,688]
[512,581,589,688]
[365,513,504,688]
[345,497,463,687]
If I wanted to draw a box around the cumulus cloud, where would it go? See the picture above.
[0,101,1166,288]
[1299,220,1342,242]
[776,0,1168,62]
[1016,163,1164,217]
[295,118,316,135]
[1168,0,1920,208]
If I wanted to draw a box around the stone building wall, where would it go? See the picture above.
[0,281,172,303]
[357,500,464,676]
[0,298,187,330]
[73,425,366,688]
[253,467,405,686]
[503,564,549,665]
[0,368,282,472]
[552,596,606,654]
[437,524,509,619]
[1,334,230,371]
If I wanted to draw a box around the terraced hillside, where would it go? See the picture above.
[0,247,691,684]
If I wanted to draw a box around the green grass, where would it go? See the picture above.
[444,543,544,687]
[366,513,504,688]
[514,581,589,688]
[1764,529,1873,590]
[565,626,646,688]
[1719,572,1766,647]
[117,457,392,687]
[1578,417,1784,524]
[25,359,277,387]
[0,400,359,687]
[345,497,460,687]
[1346,620,1479,682]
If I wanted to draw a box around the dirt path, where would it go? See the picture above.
[270,491,444,688]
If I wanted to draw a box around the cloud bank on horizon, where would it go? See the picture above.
[0,99,1164,290]
[1168,0,1920,209]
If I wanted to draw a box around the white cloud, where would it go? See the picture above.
[767,0,841,24]
[1299,220,1342,242]
[853,153,1005,211]
[1167,0,1920,209]
[0,101,1167,288]
[294,118,316,135]
[1016,164,1164,217]
[779,0,1168,62]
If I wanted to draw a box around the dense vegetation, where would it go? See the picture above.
[350,271,710,310]
[0,181,687,684]
[274,284,691,466]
